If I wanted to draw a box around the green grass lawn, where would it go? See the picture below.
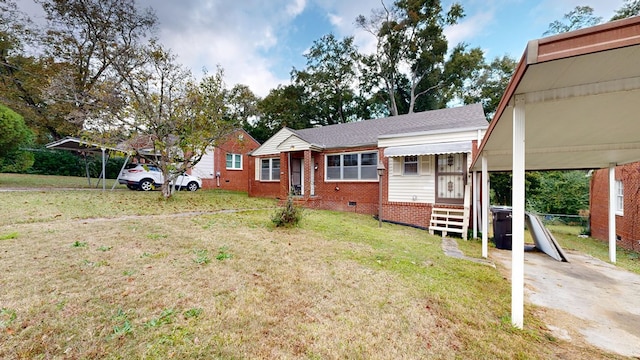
[0,174,631,359]
[547,225,640,274]
[0,173,123,189]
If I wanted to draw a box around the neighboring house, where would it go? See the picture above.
[590,163,640,252]
[249,104,488,232]
[192,129,260,191]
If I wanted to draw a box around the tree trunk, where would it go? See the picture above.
[161,180,173,199]
[385,77,398,116]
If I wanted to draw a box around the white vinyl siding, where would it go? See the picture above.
[378,128,485,148]
[277,135,312,151]
[251,128,295,156]
[192,147,214,179]
[388,155,435,203]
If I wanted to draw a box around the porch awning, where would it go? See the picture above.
[384,141,472,157]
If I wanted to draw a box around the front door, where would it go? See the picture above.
[436,153,466,204]
[291,157,302,195]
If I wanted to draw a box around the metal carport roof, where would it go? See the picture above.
[46,137,130,190]
[469,16,640,329]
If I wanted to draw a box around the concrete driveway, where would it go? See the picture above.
[491,249,640,358]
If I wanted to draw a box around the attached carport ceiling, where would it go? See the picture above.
[473,17,640,171]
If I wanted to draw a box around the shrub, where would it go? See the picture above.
[271,196,303,228]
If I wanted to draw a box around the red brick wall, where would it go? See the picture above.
[250,147,381,214]
[590,163,640,252]
[200,130,259,192]
[250,146,467,229]
[248,156,278,199]
[311,147,381,214]
[383,202,433,229]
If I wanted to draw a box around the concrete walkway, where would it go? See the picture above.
[440,237,495,267]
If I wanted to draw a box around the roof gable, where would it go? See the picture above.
[251,128,296,156]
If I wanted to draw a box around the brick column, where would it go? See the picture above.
[279,152,289,199]
[304,150,312,199]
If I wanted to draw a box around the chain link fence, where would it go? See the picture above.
[535,211,590,235]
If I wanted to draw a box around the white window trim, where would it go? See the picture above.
[324,151,379,182]
[260,157,280,182]
[226,153,242,170]
[615,179,624,216]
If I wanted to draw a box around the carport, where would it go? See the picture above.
[470,16,640,329]
[46,137,131,190]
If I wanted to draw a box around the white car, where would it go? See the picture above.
[118,163,202,191]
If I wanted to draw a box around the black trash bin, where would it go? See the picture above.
[491,207,512,250]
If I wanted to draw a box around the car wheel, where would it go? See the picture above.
[139,179,154,191]
[186,181,199,192]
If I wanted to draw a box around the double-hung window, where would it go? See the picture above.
[616,180,624,215]
[260,158,280,181]
[226,153,242,170]
[326,151,378,181]
[403,156,418,175]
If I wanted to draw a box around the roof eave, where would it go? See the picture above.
[379,125,488,140]
[470,16,640,172]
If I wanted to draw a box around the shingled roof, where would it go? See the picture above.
[288,103,487,149]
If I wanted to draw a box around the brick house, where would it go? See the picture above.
[192,129,260,191]
[249,104,488,231]
[590,163,640,252]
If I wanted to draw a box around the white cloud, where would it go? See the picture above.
[135,0,301,97]
[328,13,343,27]
[444,10,496,47]
[287,0,307,17]
[19,0,622,100]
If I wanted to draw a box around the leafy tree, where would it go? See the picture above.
[527,171,590,215]
[544,6,602,35]
[459,55,517,121]
[253,84,315,142]
[0,104,34,172]
[611,0,640,20]
[38,0,156,137]
[291,34,362,125]
[0,0,53,141]
[225,84,260,134]
[356,0,480,115]
[109,46,236,199]
[423,43,485,110]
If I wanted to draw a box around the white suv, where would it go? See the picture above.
[118,163,202,191]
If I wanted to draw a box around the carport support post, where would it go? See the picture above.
[472,171,478,239]
[609,164,617,263]
[101,148,106,191]
[481,155,489,258]
[511,94,526,329]
[111,153,131,191]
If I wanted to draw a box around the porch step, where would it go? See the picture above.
[429,207,469,240]
[429,185,470,240]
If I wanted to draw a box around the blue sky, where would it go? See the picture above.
[19,0,625,97]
